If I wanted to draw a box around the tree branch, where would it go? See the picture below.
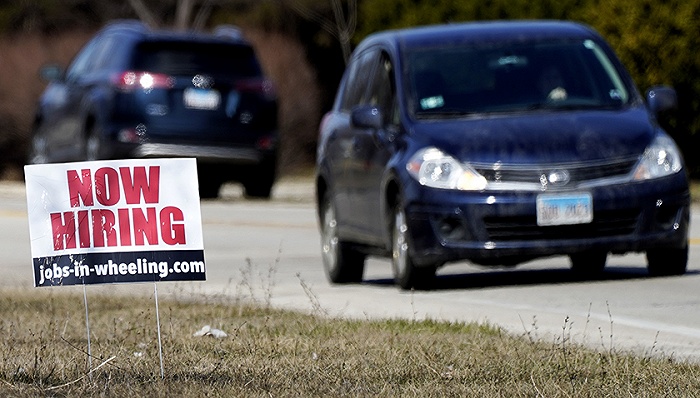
[175,0,195,31]
[126,0,160,28]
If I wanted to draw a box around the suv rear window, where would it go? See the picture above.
[132,41,262,78]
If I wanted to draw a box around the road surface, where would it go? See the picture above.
[3,179,700,362]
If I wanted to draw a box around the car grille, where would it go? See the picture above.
[483,209,640,241]
[475,157,638,184]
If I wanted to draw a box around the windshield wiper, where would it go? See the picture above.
[415,109,481,119]
[526,101,623,111]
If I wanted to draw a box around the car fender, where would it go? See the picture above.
[379,165,407,251]
[315,163,333,219]
[377,127,420,249]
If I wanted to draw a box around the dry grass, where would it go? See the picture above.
[1,289,699,397]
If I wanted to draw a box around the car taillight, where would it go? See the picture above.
[113,71,174,91]
[256,135,276,150]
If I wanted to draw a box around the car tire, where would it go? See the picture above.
[243,179,273,199]
[647,245,688,276]
[243,163,275,199]
[85,125,103,161]
[569,251,607,276]
[320,194,365,284]
[391,202,436,290]
[199,177,222,199]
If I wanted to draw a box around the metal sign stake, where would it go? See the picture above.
[83,283,93,381]
[154,282,165,379]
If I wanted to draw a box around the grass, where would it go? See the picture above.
[1,177,698,397]
[1,289,700,397]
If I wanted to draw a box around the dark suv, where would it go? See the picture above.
[29,21,278,198]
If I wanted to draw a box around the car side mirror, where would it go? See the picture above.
[39,64,64,82]
[646,85,677,114]
[351,106,383,130]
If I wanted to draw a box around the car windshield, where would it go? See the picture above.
[405,39,631,118]
[133,41,262,78]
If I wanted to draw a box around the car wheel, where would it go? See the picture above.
[391,202,436,290]
[647,246,688,276]
[243,179,273,199]
[28,133,48,164]
[320,194,365,284]
[569,251,607,276]
[198,177,222,199]
[243,164,275,199]
[85,126,102,161]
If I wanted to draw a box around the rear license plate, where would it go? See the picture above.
[536,193,593,226]
[184,88,220,110]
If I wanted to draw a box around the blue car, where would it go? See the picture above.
[315,21,690,290]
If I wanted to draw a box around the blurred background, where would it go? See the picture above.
[0,0,698,180]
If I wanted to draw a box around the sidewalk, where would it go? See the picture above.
[218,176,315,202]
[2,177,316,203]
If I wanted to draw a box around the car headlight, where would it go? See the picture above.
[406,147,487,190]
[632,134,683,181]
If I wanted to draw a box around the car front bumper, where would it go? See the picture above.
[402,174,691,267]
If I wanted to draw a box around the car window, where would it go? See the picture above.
[91,35,121,72]
[65,37,100,82]
[336,58,360,111]
[405,39,632,118]
[338,49,379,111]
[132,41,262,78]
[366,52,398,126]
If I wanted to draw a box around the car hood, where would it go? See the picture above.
[410,108,656,165]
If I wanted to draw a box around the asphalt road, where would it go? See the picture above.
[3,179,700,362]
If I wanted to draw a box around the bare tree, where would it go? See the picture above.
[127,0,219,31]
[174,0,196,30]
[329,0,356,64]
[192,0,214,31]
[127,0,161,28]
[282,0,356,64]
[127,0,356,60]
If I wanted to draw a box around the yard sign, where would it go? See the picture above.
[25,158,206,287]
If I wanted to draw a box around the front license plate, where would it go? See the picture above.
[536,193,593,226]
[183,88,221,110]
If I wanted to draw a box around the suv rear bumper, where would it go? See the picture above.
[133,143,265,164]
